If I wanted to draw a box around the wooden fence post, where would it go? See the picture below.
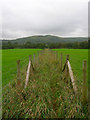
[66,55,69,81]
[67,60,77,95]
[31,55,34,71]
[66,55,69,61]
[62,54,77,95]
[60,53,63,70]
[82,60,87,105]
[25,56,31,88]
[17,60,21,85]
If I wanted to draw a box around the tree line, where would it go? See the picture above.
[2,41,89,49]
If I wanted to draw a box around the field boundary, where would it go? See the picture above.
[61,52,88,105]
[62,54,77,95]
[15,49,88,106]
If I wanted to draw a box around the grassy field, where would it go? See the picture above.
[0,49,2,119]
[2,49,88,87]
[2,49,41,86]
[2,49,88,118]
[53,49,88,86]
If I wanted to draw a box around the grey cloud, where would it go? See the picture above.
[1,0,88,39]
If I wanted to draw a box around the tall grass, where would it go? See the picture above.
[2,49,88,118]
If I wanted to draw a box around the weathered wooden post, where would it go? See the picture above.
[67,60,77,95]
[25,55,31,88]
[17,60,21,85]
[66,55,69,81]
[31,55,34,71]
[82,60,88,105]
[66,54,69,61]
[60,53,63,70]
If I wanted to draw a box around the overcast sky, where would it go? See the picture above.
[0,0,89,39]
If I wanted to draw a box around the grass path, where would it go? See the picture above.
[3,49,88,118]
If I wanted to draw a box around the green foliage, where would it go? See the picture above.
[2,35,88,49]
[1,35,88,44]
[2,41,88,49]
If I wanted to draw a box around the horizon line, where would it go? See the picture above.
[0,34,88,40]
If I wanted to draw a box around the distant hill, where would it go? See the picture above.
[1,35,88,44]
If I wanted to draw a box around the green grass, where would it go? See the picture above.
[2,49,41,86]
[53,49,88,86]
[0,49,2,120]
[0,49,2,89]
[2,49,88,118]
[2,48,88,118]
[2,48,88,87]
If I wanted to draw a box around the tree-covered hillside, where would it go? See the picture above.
[1,35,88,44]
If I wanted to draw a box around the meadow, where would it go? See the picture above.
[2,49,41,86]
[53,49,88,86]
[2,49,88,86]
[2,49,88,118]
